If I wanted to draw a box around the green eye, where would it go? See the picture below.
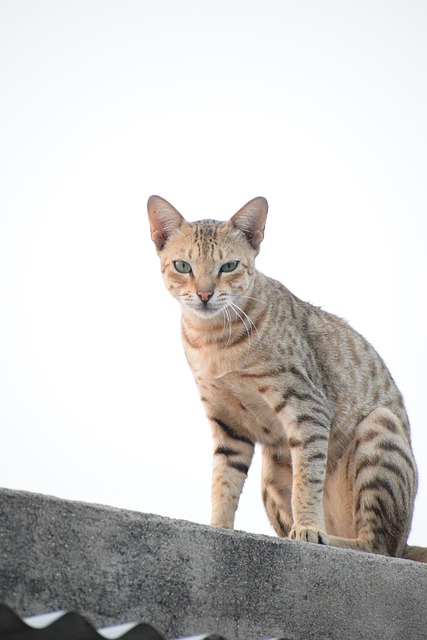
[174,260,192,274]
[220,261,239,273]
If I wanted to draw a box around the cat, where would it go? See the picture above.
[148,194,427,563]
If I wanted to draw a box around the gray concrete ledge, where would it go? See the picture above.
[0,489,426,640]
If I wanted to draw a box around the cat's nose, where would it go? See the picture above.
[197,290,214,306]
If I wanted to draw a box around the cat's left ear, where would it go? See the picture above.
[230,197,268,250]
[147,196,187,250]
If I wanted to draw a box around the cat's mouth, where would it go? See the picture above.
[186,300,225,319]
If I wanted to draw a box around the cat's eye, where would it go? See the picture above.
[220,261,239,273]
[174,260,192,274]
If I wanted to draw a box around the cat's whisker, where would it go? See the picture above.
[231,310,251,343]
[227,301,254,344]
[221,307,227,332]
[221,305,228,334]
[229,300,258,338]
[236,294,265,305]
[222,306,233,345]
[226,302,247,334]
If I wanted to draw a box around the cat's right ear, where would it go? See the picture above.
[147,196,187,250]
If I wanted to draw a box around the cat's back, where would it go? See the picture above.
[252,271,409,434]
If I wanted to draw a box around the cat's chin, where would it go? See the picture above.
[184,305,224,321]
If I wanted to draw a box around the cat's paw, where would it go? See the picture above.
[289,527,329,545]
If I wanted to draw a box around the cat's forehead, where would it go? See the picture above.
[165,217,246,261]
[181,219,228,258]
[190,218,225,240]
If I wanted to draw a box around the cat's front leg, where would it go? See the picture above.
[287,419,330,544]
[208,416,255,528]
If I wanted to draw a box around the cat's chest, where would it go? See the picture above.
[183,330,293,440]
[195,369,287,443]
[187,350,234,380]
[183,336,251,379]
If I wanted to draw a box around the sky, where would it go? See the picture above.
[1,1,426,547]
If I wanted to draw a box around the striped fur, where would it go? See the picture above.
[148,195,426,562]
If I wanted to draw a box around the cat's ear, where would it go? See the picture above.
[230,197,268,250]
[147,196,187,250]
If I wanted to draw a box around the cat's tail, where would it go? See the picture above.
[402,544,427,563]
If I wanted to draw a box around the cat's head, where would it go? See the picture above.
[147,196,268,319]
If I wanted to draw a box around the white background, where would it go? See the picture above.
[1,1,426,546]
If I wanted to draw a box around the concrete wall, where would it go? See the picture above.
[0,489,426,640]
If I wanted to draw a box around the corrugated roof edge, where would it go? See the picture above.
[0,605,292,640]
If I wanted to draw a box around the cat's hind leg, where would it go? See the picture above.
[261,445,294,538]
[327,407,417,557]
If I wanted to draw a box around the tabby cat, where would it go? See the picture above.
[148,195,426,562]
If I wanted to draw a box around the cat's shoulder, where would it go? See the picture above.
[257,269,356,336]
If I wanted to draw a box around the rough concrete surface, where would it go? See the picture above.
[0,489,426,640]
